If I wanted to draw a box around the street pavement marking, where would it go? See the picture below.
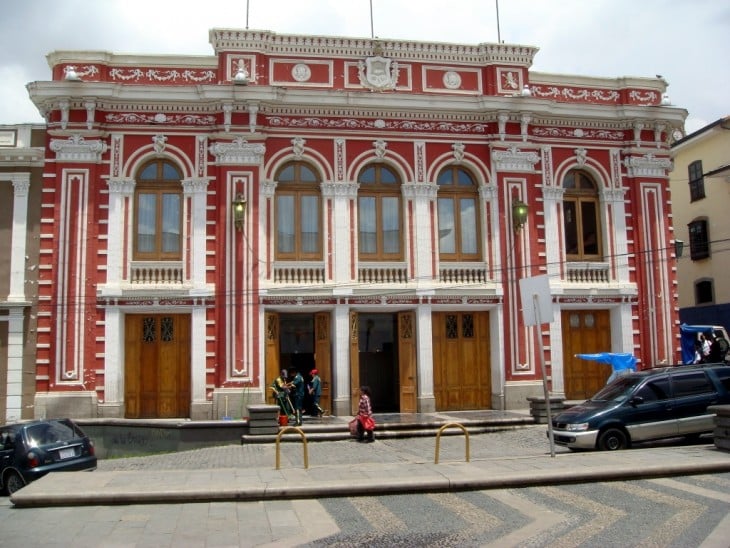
[534,485,626,548]
[350,496,407,533]
[425,492,501,544]
[482,489,567,548]
[256,500,340,548]
[649,477,730,503]
[611,481,704,547]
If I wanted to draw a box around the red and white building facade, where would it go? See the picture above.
[24,29,686,420]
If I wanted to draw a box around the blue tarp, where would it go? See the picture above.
[575,352,637,384]
[679,323,715,364]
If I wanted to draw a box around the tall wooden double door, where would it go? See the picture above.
[561,310,611,400]
[432,311,491,410]
[124,314,191,418]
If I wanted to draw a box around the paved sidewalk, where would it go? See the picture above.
[10,424,730,507]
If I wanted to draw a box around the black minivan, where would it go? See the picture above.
[550,364,730,451]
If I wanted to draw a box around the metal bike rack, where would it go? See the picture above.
[275,426,309,470]
[434,422,470,464]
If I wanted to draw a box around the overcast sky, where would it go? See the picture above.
[1,0,727,134]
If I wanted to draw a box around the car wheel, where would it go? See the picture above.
[5,471,25,495]
[597,428,628,451]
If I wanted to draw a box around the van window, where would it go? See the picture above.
[635,378,670,401]
[672,371,714,397]
[710,367,730,391]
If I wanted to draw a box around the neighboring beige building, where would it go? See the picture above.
[0,124,44,422]
[671,116,730,330]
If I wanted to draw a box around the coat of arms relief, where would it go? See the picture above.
[358,55,400,91]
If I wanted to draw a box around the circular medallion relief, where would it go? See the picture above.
[443,71,462,89]
[292,63,311,82]
[573,128,585,138]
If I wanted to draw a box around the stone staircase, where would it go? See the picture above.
[241,410,538,444]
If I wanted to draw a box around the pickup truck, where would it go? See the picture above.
[550,363,730,450]
[680,324,730,364]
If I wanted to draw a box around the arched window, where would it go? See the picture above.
[358,164,402,260]
[563,169,601,261]
[134,159,183,260]
[437,165,480,261]
[275,161,322,260]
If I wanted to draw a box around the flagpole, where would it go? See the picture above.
[370,0,374,38]
[246,0,250,29]
[496,0,501,43]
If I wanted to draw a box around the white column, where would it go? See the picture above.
[182,178,210,292]
[103,307,123,405]
[4,308,25,421]
[542,186,565,278]
[415,303,435,412]
[8,174,30,302]
[322,182,358,288]
[332,304,351,415]
[402,183,438,287]
[191,306,207,404]
[104,178,135,292]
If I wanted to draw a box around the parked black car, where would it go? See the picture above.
[550,364,730,451]
[0,418,97,495]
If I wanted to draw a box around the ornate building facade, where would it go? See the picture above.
[24,29,686,420]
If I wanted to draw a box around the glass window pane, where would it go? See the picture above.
[581,201,598,255]
[137,194,156,253]
[380,167,397,184]
[139,164,158,181]
[437,170,452,186]
[299,165,318,182]
[457,168,474,186]
[300,196,320,253]
[460,198,477,254]
[277,195,295,253]
[564,201,578,255]
[359,167,375,184]
[161,194,181,253]
[438,198,456,253]
[359,197,376,253]
[162,163,181,180]
[278,165,295,182]
[382,197,400,253]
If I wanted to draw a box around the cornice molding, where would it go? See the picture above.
[209,29,538,66]
[623,152,673,178]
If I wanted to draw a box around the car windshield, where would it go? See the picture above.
[589,375,644,402]
[25,420,81,447]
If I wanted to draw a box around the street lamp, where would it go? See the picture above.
[512,199,529,232]
[232,193,247,231]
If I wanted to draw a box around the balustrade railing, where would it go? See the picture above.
[565,261,610,284]
[272,263,326,284]
[129,261,184,285]
[439,263,489,284]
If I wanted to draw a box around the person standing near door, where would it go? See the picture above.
[309,369,323,417]
[291,369,305,426]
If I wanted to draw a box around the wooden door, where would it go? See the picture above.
[314,312,331,413]
[349,311,360,415]
[397,311,417,413]
[264,312,280,403]
[432,311,491,410]
[124,314,190,418]
[561,310,611,400]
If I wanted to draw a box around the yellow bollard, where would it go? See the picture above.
[275,426,309,470]
[434,422,470,464]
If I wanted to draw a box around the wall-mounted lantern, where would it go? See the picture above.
[512,199,529,232]
[232,193,247,231]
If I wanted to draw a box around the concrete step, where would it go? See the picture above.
[241,414,537,444]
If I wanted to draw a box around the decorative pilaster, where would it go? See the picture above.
[8,173,30,302]
[402,183,438,286]
[321,182,359,286]
[182,177,211,291]
[103,178,135,291]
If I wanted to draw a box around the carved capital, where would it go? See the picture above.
[321,181,359,198]
[492,146,540,172]
[50,134,107,163]
[107,177,136,195]
[623,153,672,178]
[209,136,266,165]
[402,182,438,199]
[182,178,210,194]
